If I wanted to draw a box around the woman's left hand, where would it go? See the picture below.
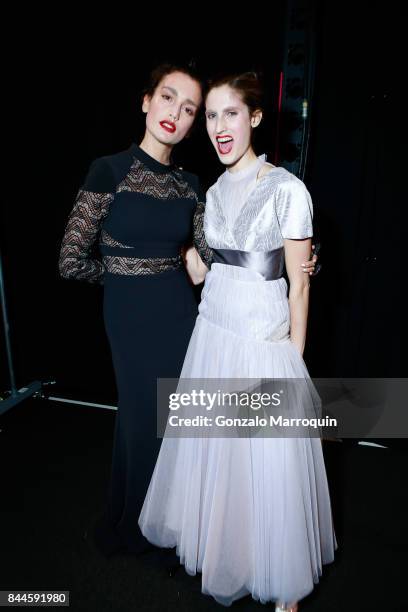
[301,243,321,276]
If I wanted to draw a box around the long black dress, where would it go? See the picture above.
[59,142,212,554]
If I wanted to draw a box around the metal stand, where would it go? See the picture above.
[0,249,43,415]
[0,249,117,415]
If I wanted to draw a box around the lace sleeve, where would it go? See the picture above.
[192,194,214,269]
[58,158,115,284]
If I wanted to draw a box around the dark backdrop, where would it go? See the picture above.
[1,1,404,407]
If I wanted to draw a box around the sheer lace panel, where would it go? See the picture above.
[59,189,114,284]
[102,255,183,275]
[193,201,214,268]
[117,158,198,200]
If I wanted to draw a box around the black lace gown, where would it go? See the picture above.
[59,143,212,554]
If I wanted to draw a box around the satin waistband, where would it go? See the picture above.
[212,247,284,280]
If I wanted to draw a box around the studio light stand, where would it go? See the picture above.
[0,249,118,416]
[0,249,43,415]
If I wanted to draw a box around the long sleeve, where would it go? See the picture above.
[58,158,115,284]
[192,184,214,269]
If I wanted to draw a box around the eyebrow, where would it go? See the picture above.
[205,106,240,114]
[161,86,199,107]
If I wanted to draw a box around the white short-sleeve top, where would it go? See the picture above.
[204,155,314,252]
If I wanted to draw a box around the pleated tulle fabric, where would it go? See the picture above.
[139,263,338,607]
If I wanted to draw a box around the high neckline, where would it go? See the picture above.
[129,143,176,174]
[223,154,267,183]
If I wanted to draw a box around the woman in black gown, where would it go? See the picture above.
[58,64,213,557]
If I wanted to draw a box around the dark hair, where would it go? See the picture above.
[205,71,265,116]
[141,62,205,105]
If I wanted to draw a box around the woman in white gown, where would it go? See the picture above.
[139,72,337,611]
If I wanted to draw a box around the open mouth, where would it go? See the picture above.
[216,135,234,155]
[160,121,176,134]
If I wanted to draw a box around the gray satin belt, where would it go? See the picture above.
[212,247,284,280]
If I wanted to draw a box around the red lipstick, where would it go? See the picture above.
[160,121,176,133]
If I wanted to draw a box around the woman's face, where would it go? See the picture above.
[205,84,260,166]
[142,71,202,146]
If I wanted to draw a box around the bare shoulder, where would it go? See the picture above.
[257,162,277,180]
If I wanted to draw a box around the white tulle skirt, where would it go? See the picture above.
[139,263,338,607]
